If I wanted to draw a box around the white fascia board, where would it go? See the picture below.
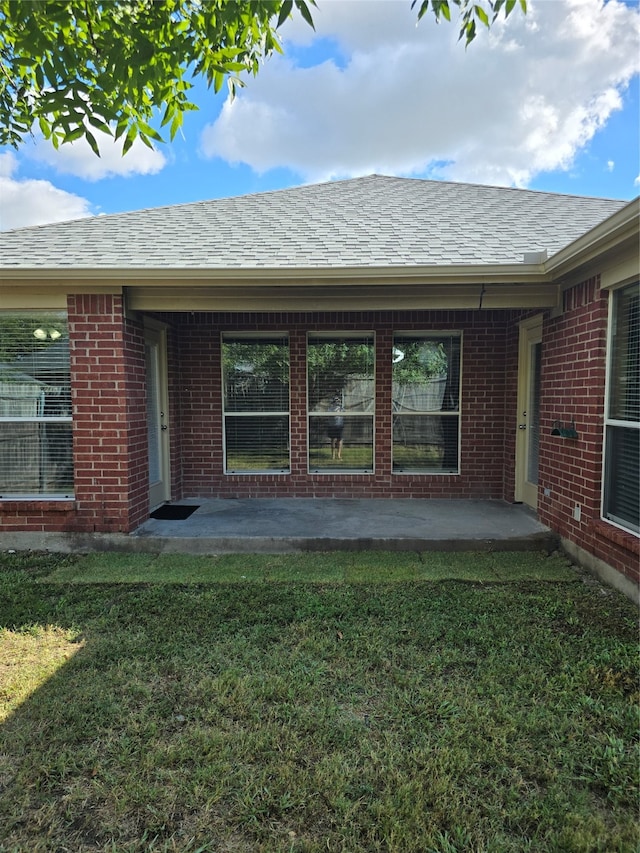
[0,262,550,287]
[545,198,640,282]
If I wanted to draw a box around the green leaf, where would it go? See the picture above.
[412,1,431,22]
[65,125,85,142]
[294,0,315,30]
[169,112,183,139]
[139,132,155,150]
[122,126,137,156]
[84,129,101,157]
[12,56,37,67]
[462,18,477,45]
[475,4,490,28]
[87,114,112,135]
[432,0,451,23]
[138,121,163,142]
[277,0,293,28]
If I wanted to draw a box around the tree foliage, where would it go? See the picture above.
[307,340,374,408]
[0,0,526,155]
[412,0,527,46]
[0,0,315,154]
[392,340,449,385]
[0,313,67,366]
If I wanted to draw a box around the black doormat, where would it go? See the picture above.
[150,504,200,520]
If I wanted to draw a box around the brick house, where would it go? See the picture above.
[0,176,638,593]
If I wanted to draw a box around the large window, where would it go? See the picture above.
[603,282,639,534]
[392,333,461,473]
[222,335,290,473]
[308,334,375,472]
[0,312,73,498]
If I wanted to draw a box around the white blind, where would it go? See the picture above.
[0,312,73,497]
[604,283,640,532]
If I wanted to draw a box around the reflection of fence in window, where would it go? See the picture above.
[0,422,73,495]
[222,336,290,473]
[392,334,461,473]
[307,335,375,473]
[0,312,73,497]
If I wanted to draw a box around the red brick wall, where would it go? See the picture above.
[537,278,639,583]
[69,294,148,532]
[1,306,514,533]
[1,295,147,534]
[17,294,637,583]
[5,294,637,587]
[122,311,148,531]
[174,310,510,500]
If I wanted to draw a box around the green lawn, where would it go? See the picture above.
[0,550,638,852]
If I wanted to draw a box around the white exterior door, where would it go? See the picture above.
[515,316,543,509]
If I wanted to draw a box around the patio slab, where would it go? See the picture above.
[1,498,557,555]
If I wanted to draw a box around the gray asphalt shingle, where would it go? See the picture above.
[0,175,626,270]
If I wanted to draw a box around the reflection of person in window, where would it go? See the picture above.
[328,396,344,460]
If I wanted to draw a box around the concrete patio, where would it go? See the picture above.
[1,499,558,554]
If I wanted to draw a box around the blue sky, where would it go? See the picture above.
[1,0,639,230]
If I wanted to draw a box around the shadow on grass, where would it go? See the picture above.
[0,551,638,852]
[38,550,579,584]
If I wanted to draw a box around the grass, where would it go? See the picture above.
[0,550,638,852]
[37,550,578,584]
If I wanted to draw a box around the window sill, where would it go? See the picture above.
[593,519,640,556]
[0,498,76,510]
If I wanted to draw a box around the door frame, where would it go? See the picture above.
[145,320,170,510]
[515,314,543,509]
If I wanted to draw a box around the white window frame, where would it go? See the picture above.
[221,332,291,475]
[306,331,376,474]
[0,310,73,499]
[601,282,640,535]
[392,331,462,475]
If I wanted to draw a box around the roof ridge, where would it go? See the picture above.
[2,174,627,235]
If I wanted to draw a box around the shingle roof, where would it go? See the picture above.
[0,174,627,270]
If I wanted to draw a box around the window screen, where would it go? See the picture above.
[222,335,290,473]
[308,335,374,472]
[603,283,639,533]
[392,334,461,473]
[0,312,73,497]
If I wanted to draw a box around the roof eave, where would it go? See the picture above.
[545,197,640,281]
[0,262,551,286]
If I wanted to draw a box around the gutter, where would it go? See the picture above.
[544,197,639,281]
[0,261,550,287]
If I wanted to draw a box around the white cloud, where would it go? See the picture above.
[0,151,17,178]
[200,0,640,188]
[26,129,167,181]
[607,160,615,172]
[0,151,93,230]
